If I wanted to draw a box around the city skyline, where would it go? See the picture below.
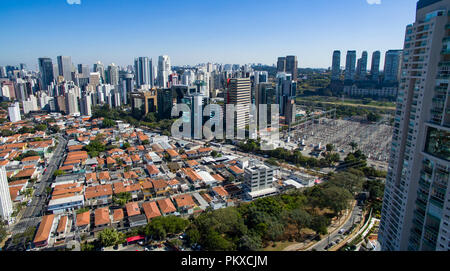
[0,0,416,69]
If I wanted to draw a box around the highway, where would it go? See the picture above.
[10,134,67,235]
[307,204,363,251]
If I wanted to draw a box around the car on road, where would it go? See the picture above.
[339,228,346,234]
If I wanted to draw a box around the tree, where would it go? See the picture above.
[98,228,124,247]
[34,124,47,131]
[326,144,334,152]
[238,232,262,251]
[53,169,64,177]
[210,150,218,158]
[102,118,116,128]
[113,192,132,206]
[0,220,7,243]
[310,216,330,235]
[142,139,150,145]
[349,141,358,152]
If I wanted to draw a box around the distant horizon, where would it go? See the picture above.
[0,0,416,70]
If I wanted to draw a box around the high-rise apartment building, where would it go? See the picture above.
[379,0,450,251]
[285,55,298,81]
[226,78,251,130]
[57,56,73,82]
[158,55,171,88]
[277,57,286,73]
[107,63,119,86]
[8,102,21,122]
[384,50,403,83]
[134,57,153,88]
[345,50,357,80]
[356,51,368,80]
[93,61,105,83]
[331,50,341,80]
[370,51,381,81]
[38,57,54,90]
[0,161,13,223]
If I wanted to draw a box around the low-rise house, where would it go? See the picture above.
[94,207,111,230]
[76,211,90,232]
[33,214,55,248]
[172,194,195,214]
[84,184,113,206]
[157,198,177,216]
[151,179,169,196]
[140,179,154,200]
[212,186,230,201]
[146,164,160,177]
[112,208,124,226]
[142,201,161,221]
[21,155,41,167]
[125,202,141,217]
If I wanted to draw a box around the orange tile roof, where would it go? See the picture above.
[212,186,229,197]
[146,164,160,175]
[123,171,138,179]
[142,201,161,220]
[57,216,68,233]
[86,172,97,181]
[151,179,168,190]
[113,209,124,222]
[14,168,36,178]
[33,214,55,244]
[130,154,141,162]
[76,211,90,226]
[186,160,199,167]
[166,149,179,157]
[95,207,110,226]
[229,165,244,174]
[212,174,225,182]
[198,147,212,153]
[84,184,113,199]
[157,198,176,214]
[183,168,201,182]
[98,171,111,180]
[173,194,195,208]
[125,202,141,217]
[21,155,40,162]
[141,179,154,190]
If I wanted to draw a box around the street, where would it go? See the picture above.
[308,204,363,251]
[10,134,67,235]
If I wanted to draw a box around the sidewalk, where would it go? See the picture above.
[283,200,356,251]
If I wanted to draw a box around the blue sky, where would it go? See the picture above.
[0,0,417,69]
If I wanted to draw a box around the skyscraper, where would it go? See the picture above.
[158,55,171,88]
[331,50,341,80]
[356,51,368,80]
[107,63,119,86]
[227,78,251,130]
[370,51,381,82]
[285,55,298,81]
[379,0,450,251]
[38,57,54,90]
[384,50,403,83]
[344,50,357,80]
[57,56,73,82]
[134,57,153,88]
[77,64,90,78]
[277,57,286,73]
[93,61,105,83]
[0,161,13,223]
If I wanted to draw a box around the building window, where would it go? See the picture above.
[424,127,450,161]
